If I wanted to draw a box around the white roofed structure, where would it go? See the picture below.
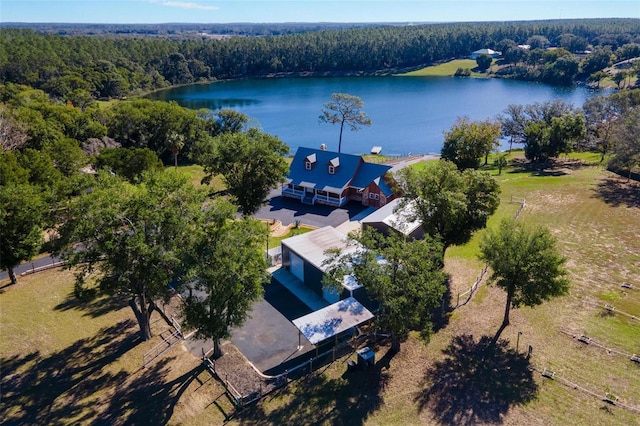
[281,226,357,273]
[361,198,423,239]
[292,297,373,345]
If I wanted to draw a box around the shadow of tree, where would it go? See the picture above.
[592,177,640,208]
[506,158,590,177]
[54,291,129,318]
[97,361,204,426]
[415,334,538,425]
[236,348,391,426]
[0,319,140,425]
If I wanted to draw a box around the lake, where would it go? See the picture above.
[147,76,603,156]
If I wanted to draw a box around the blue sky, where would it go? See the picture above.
[1,1,638,24]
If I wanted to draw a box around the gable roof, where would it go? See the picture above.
[470,48,501,58]
[287,147,392,194]
[281,226,357,272]
[361,198,422,236]
[350,163,393,192]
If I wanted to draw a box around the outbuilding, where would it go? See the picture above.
[361,198,424,240]
[469,48,501,59]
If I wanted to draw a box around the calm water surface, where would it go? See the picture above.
[148,76,603,156]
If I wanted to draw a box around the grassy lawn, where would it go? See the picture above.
[168,163,226,191]
[268,225,314,248]
[0,269,228,425]
[400,59,488,77]
[2,154,638,425]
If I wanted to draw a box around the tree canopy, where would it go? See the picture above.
[441,117,501,169]
[398,160,501,251]
[56,172,206,340]
[475,53,493,72]
[181,201,268,357]
[2,20,638,100]
[190,127,290,215]
[325,228,446,352]
[0,183,47,285]
[609,105,640,180]
[479,219,569,344]
[500,100,585,162]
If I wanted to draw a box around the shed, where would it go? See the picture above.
[361,198,423,239]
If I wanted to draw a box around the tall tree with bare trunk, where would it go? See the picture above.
[319,93,371,153]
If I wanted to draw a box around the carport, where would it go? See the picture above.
[292,296,374,350]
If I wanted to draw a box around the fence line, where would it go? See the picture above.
[531,365,640,414]
[598,303,639,322]
[559,330,639,363]
[204,333,369,410]
[142,329,183,367]
[19,260,65,276]
[453,265,489,309]
[512,196,527,220]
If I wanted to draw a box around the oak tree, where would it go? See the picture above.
[56,172,205,340]
[441,117,502,169]
[398,160,501,251]
[191,128,289,215]
[325,228,446,352]
[181,201,268,358]
[479,219,569,344]
[0,184,47,285]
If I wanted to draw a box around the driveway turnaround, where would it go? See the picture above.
[230,278,316,374]
[254,189,369,229]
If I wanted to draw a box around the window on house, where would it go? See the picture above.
[369,192,374,199]
[305,153,316,170]
[374,193,379,200]
[328,157,340,174]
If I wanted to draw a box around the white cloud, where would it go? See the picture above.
[150,1,219,11]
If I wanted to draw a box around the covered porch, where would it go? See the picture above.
[282,182,348,207]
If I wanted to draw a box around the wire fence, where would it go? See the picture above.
[531,365,640,414]
[204,332,370,410]
[559,329,640,362]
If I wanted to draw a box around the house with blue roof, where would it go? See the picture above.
[282,147,398,208]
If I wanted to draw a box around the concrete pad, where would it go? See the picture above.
[229,280,315,374]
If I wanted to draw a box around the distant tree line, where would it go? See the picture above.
[0,22,383,37]
[1,19,639,100]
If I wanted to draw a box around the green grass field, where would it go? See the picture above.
[400,59,489,77]
[1,154,638,425]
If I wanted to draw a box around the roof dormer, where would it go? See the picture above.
[328,157,340,174]
[305,153,317,170]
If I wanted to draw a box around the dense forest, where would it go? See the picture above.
[1,19,639,100]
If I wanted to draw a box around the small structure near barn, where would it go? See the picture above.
[292,297,373,346]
